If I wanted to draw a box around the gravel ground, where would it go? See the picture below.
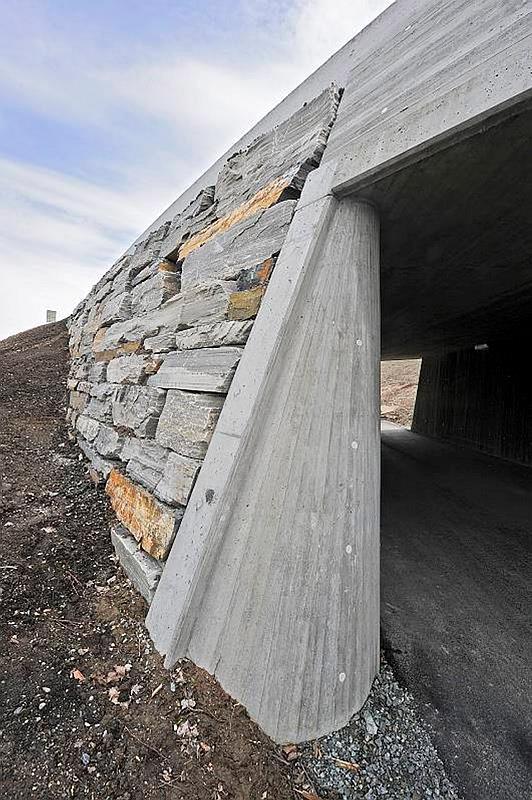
[300,659,462,800]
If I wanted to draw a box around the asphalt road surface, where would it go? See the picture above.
[380,422,531,800]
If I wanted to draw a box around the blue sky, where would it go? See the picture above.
[0,0,391,339]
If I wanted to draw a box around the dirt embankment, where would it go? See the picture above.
[380,360,420,428]
[0,321,296,800]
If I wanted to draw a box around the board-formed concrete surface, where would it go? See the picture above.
[381,422,532,800]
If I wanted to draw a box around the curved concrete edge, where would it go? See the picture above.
[146,167,381,743]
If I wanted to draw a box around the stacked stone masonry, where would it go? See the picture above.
[66,85,342,600]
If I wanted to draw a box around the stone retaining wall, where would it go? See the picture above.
[66,85,342,601]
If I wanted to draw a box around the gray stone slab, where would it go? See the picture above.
[155,451,201,507]
[94,424,124,459]
[148,347,242,393]
[131,257,179,288]
[77,436,114,479]
[160,186,216,261]
[88,362,107,382]
[83,395,113,422]
[89,382,118,399]
[93,278,114,304]
[95,294,184,352]
[71,360,89,380]
[174,320,253,350]
[88,291,131,331]
[68,389,89,412]
[155,390,224,459]
[215,84,340,215]
[112,385,167,437]
[76,414,100,442]
[107,353,160,384]
[179,282,236,328]
[130,271,180,315]
[128,221,170,271]
[180,202,296,290]
[95,318,159,351]
[111,525,163,604]
[122,436,169,493]
[144,330,179,353]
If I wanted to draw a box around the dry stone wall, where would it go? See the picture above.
[66,85,341,602]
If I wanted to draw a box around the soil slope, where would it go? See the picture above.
[380,360,420,428]
[0,321,294,800]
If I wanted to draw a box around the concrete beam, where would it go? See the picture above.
[146,169,381,743]
[328,1,532,193]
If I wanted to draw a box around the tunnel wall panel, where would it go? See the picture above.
[413,343,532,465]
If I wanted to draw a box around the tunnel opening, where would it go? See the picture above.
[375,104,532,800]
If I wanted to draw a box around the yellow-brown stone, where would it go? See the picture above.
[93,339,142,363]
[178,178,289,260]
[105,469,177,560]
[228,286,265,320]
[257,256,274,284]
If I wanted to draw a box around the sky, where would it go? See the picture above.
[0,0,392,340]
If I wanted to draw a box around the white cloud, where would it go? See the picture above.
[0,0,393,340]
[286,0,394,72]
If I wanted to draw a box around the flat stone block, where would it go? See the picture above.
[85,395,113,423]
[112,385,166,437]
[111,525,163,604]
[88,362,107,382]
[76,380,92,395]
[156,451,201,507]
[144,330,180,353]
[94,424,124,459]
[160,186,216,261]
[178,180,289,260]
[148,347,242,393]
[174,320,253,350]
[94,340,142,364]
[228,286,264,320]
[69,389,89,413]
[179,282,236,328]
[77,437,114,479]
[87,291,131,331]
[155,390,224,459]
[122,437,169,493]
[107,353,161,384]
[180,201,296,290]
[130,271,179,315]
[132,258,179,288]
[215,84,341,215]
[106,469,180,560]
[76,414,100,442]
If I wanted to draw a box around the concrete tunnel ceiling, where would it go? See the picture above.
[357,105,532,359]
